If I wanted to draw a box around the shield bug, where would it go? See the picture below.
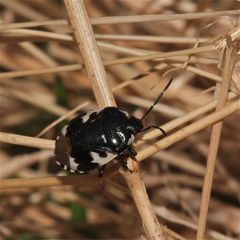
[55,78,172,176]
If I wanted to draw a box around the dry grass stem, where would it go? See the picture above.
[0,175,100,189]
[64,0,115,108]
[0,19,67,31]
[1,9,239,30]
[0,132,55,149]
[120,163,167,240]
[90,10,240,25]
[95,34,208,44]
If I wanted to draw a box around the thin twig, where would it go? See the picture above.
[0,175,100,189]
[1,9,239,30]
[90,10,240,25]
[95,34,208,43]
[0,132,55,149]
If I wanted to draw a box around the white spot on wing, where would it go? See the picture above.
[56,160,61,166]
[56,159,84,174]
[127,134,135,145]
[91,152,116,166]
[126,159,134,172]
[61,125,68,135]
[119,109,129,117]
[69,157,79,171]
[81,112,91,123]
[81,109,100,123]
[101,134,107,143]
[56,136,59,140]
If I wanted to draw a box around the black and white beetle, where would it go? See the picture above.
[55,78,172,176]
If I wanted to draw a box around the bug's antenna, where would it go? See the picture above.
[141,77,173,120]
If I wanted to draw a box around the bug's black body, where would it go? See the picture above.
[55,107,143,174]
[55,78,172,176]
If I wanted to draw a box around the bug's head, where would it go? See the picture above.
[127,116,144,134]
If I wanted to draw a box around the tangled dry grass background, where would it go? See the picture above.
[0,0,240,239]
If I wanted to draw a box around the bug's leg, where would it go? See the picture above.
[119,148,137,172]
[117,154,132,173]
[140,125,166,136]
[97,165,106,177]
[123,158,133,173]
[128,147,137,160]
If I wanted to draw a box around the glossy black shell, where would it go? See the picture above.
[55,107,143,173]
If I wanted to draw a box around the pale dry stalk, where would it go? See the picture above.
[64,0,115,108]
[120,162,167,239]
[0,132,55,149]
[0,174,99,189]
[1,9,240,30]
[64,0,165,239]
[196,37,239,239]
